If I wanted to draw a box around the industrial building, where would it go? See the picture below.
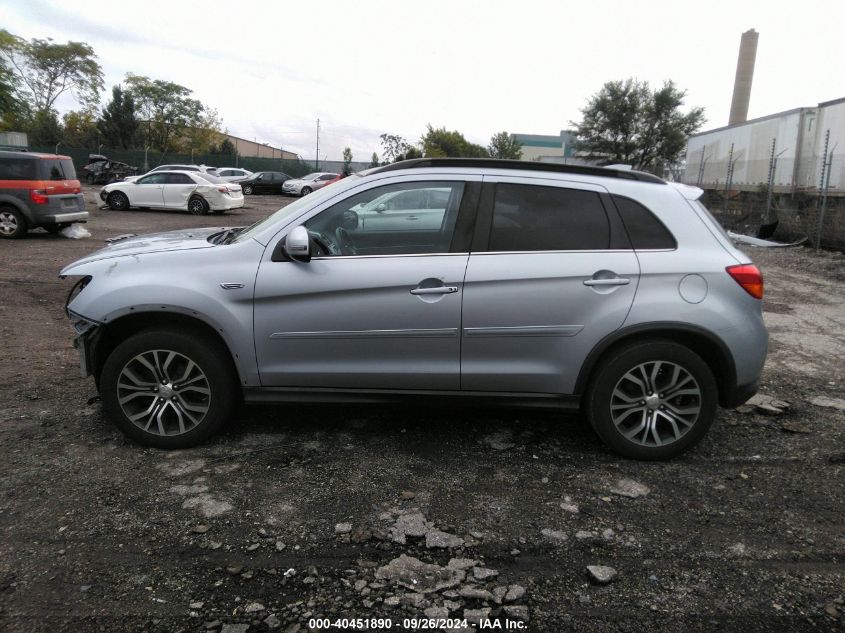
[512,131,577,162]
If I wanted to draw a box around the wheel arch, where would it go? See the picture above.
[0,195,34,223]
[575,322,737,407]
[89,311,244,390]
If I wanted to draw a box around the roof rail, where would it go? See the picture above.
[367,158,666,184]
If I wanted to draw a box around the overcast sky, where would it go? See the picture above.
[3,0,843,162]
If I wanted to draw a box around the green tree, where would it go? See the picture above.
[342,146,353,172]
[28,108,61,146]
[369,151,379,168]
[573,78,705,172]
[379,133,416,163]
[0,30,26,130]
[487,131,522,159]
[124,73,216,152]
[421,125,488,158]
[219,138,236,156]
[62,109,99,148]
[97,85,138,149]
[0,30,104,113]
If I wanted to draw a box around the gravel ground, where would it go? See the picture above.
[0,186,843,633]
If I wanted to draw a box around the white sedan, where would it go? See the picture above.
[99,171,244,215]
[213,167,253,182]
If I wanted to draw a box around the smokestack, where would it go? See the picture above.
[729,29,759,126]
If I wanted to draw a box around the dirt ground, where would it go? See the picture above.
[0,186,843,633]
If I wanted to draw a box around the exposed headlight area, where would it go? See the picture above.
[62,275,92,317]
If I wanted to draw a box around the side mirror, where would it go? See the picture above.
[375,203,387,213]
[284,225,311,262]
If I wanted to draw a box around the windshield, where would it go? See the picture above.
[300,172,321,180]
[234,174,361,244]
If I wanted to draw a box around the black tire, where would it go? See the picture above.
[188,196,209,215]
[242,185,253,195]
[300,186,312,196]
[100,328,237,449]
[0,205,27,239]
[107,191,130,211]
[585,339,717,460]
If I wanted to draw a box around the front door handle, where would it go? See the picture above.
[583,278,630,287]
[410,286,458,295]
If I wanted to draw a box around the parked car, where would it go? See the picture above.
[82,155,138,184]
[61,158,768,459]
[237,171,291,195]
[99,170,243,215]
[282,172,339,196]
[123,164,215,183]
[214,167,253,182]
[0,150,88,239]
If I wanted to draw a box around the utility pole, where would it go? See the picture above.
[696,144,711,187]
[815,130,831,250]
[315,118,320,170]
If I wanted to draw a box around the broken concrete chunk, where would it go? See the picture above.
[541,528,568,543]
[464,607,491,626]
[447,558,478,570]
[586,565,617,584]
[459,586,494,602]
[809,396,845,411]
[425,529,464,549]
[334,522,352,534]
[375,555,465,593]
[424,606,449,619]
[610,479,650,498]
[504,584,526,602]
[472,567,499,581]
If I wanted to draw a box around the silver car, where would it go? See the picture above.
[61,159,768,459]
[282,172,339,196]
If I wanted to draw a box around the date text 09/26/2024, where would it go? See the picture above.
[308,618,527,630]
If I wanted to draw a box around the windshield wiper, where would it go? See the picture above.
[213,227,243,245]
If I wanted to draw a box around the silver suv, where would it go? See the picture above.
[61,159,768,459]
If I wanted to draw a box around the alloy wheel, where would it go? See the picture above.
[0,211,18,236]
[609,361,702,447]
[116,349,211,436]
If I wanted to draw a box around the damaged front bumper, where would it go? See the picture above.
[69,312,100,378]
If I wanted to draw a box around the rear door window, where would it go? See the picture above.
[488,183,610,251]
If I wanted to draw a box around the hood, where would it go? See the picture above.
[60,227,222,273]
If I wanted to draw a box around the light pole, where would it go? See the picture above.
[55,142,61,155]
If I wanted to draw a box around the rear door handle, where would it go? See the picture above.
[583,278,630,287]
[410,286,458,295]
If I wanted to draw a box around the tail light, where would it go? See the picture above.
[726,264,764,299]
[29,189,49,204]
[217,186,229,194]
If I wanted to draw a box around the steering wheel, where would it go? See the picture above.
[335,227,358,255]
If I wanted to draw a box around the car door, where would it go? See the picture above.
[253,176,480,390]
[129,173,167,207]
[161,173,197,208]
[253,173,268,193]
[461,177,640,394]
[269,172,283,192]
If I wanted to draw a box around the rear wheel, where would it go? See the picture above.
[188,196,209,215]
[107,191,130,211]
[0,206,27,239]
[242,184,253,195]
[585,340,717,460]
[100,329,236,448]
[300,186,312,196]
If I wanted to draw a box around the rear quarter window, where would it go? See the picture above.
[0,157,37,180]
[612,195,676,249]
[37,159,77,180]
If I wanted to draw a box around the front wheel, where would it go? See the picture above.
[585,340,717,460]
[100,329,236,448]
[242,185,253,195]
[300,186,312,196]
[107,191,130,211]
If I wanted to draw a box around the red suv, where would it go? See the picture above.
[0,150,88,239]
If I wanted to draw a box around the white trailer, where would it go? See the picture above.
[683,98,844,196]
